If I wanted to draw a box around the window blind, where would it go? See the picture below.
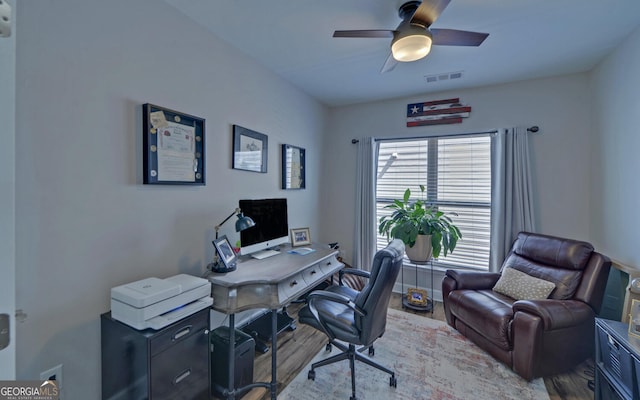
[376,135,491,270]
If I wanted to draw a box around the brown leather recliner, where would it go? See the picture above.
[442,231,611,381]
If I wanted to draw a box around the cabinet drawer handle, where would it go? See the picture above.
[173,325,192,341]
[310,270,317,275]
[174,368,191,384]
[290,280,298,287]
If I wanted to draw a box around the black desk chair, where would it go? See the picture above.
[298,239,405,400]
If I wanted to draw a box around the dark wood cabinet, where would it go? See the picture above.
[595,318,640,400]
[101,308,210,400]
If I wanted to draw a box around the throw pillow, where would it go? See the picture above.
[493,267,556,300]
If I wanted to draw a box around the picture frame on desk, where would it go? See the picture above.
[142,103,205,185]
[290,227,311,247]
[213,235,237,272]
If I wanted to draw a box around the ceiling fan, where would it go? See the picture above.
[333,0,489,73]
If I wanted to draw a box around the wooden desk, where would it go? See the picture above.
[206,244,343,400]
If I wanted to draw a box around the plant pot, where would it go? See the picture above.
[405,234,433,263]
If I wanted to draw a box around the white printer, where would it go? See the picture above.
[110,274,213,330]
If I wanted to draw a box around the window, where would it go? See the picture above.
[376,135,491,270]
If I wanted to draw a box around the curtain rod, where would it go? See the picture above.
[351,126,539,144]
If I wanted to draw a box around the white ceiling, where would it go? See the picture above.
[166,0,640,107]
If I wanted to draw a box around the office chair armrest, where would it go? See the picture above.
[339,269,370,286]
[305,290,366,341]
[307,290,366,317]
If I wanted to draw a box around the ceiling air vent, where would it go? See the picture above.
[424,71,464,84]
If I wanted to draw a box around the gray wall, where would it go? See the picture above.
[320,74,594,267]
[14,1,326,398]
[0,0,16,379]
[590,25,640,266]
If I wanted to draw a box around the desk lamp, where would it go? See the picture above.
[208,208,255,273]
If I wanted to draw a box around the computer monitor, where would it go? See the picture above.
[239,198,289,256]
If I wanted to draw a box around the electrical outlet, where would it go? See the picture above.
[40,364,63,393]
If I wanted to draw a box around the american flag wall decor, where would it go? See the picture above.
[406,98,471,127]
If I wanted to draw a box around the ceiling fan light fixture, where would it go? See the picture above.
[392,26,432,62]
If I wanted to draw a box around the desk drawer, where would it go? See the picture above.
[302,264,324,286]
[318,257,341,275]
[279,273,306,301]
[150,309,209,357]
[150,327,209,400]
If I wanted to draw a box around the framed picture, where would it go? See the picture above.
[407,288,428,306]
[290,227,311,247]
[142,103,205,185]
[282,144,305,189]
[213,235,237,272]
[630,299,640,338]
[232,125,268,173]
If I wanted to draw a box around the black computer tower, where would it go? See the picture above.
[210,326,255,399]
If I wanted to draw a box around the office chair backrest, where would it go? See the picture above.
[354,239,405,346]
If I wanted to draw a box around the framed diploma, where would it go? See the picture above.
[143,103,205,185]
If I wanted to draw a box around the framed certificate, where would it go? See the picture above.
[142,103,205,185]
[282,144,305,189]
[232,125,268,173]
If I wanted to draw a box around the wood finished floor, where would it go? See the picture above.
[237,293,594,400]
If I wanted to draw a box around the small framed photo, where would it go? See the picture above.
[629,299,640,338]
[290,227,311,247]
[213,235,237,272]
[232,124,268,173]
[407,288,428,306]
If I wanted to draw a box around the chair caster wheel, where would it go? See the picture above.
[390,375,397,387]
[350,397,357,400]
[368,346,375,356]
[325,343,332,352]
[308,370,316,380]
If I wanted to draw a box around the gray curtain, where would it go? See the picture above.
[354,137,378,271]
[489,127,536,272]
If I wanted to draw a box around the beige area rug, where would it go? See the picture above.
[279,308,550,400]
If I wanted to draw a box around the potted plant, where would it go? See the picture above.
[378,186,462,263]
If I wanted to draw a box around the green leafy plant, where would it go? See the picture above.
[378,186,462,259]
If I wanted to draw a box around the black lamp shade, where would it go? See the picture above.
[235,213,255,232]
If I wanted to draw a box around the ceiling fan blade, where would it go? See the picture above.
[431,28,489,46]
[333,30,394,38]
[410,0,451,27]
[380,53,398,74]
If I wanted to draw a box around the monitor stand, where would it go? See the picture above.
[250,248,280,260]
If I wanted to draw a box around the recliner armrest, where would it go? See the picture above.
[512,299,594,330]
[445,270,501,290]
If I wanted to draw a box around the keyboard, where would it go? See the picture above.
[251,249,280,260]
